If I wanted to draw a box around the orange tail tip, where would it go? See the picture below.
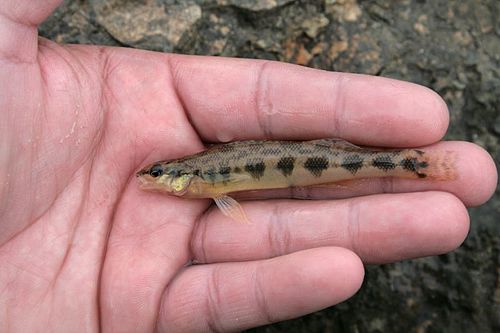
[420,150,457,181]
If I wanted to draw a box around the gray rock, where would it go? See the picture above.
[89,0,201,52]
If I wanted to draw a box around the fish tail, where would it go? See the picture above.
[418,150,457,180]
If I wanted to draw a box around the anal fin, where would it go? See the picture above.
[214,195,251,223]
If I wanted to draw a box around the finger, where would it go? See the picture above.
[169,55,449,146]
[192,191,469,265]
[218,141,497,207]
[159,247,363,332]
[0,0,62,62]
[100,184,208,332]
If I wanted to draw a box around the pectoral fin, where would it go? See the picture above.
[214,195,250,223]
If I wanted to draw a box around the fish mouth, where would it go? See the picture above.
[137,176,150,187]
[137,176,154,190]
[138,181,171,192]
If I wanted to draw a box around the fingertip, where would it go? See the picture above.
[327,247,365,299]
[292,247,364,304]
[341,76,449,146]
[397,82,450,144]
[424,192,470,254]
[455,141,498,206]
[444,192,470,249]
[425,87,450,141]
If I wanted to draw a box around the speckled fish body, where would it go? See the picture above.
[137,139,455,201]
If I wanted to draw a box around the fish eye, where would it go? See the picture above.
[149,164,164,178]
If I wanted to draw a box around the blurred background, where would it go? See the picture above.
[39,1,499,332]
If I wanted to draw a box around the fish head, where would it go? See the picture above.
[136,161,194,196]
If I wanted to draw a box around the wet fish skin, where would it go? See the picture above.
[136,139,456,222]
[137,139,456,206]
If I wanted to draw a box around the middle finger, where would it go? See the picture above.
[191,191,469,264]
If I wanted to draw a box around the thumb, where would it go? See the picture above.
[0,0,63,62]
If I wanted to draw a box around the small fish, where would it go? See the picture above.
[136,139,456,222]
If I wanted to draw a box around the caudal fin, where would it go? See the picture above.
[419,150,457,180]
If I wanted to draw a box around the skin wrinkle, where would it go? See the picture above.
[252,266,275,325]
[155,264,190,333]
[37,43,52,90]
[80,156,108,333]
[268,204,292,257]
[0,74,35,228]
[331,72,348,140]
[267,206,280,257]
[168,55,208,147]
[29,72,59,231]
[168,56,197,134]
[90,54,135,333]
[27,104,36,234]
[0,19,37,64]
[254,60,274,139]
[0,153,92,246]
[206,266,225,333]
[47,171,90,286]
[346,199,361,259]
[380,176,395,194]
[2,257,52,285]
[23,45,106,225]
[191,211,210,264]
[47,44,86,92]
[100,49,127,90]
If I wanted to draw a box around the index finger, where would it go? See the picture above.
[169,55,449,146]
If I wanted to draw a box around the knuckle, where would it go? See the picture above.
[267,205,292,257]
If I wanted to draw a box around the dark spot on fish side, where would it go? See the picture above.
[400,158,428,178]
[419,161,429,168]
[304,157,329,177]
[245,161,266,179]
[341,154,364,174]
[400,158,418,172]
[276,157,295,176]
[372,155,396,171]
[166,167,181,178]
[233,167,242,173]
[192,169,200,176]
[219,166,231,179]
[204,168,217,182]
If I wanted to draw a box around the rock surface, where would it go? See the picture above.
[40,0,499,332]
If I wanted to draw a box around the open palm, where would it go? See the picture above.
[0,2,497,332]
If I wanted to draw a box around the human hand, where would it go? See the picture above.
[0,1,497,332]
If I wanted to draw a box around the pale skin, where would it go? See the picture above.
[0,1,497,332]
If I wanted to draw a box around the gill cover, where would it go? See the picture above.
[170,174,193,194]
